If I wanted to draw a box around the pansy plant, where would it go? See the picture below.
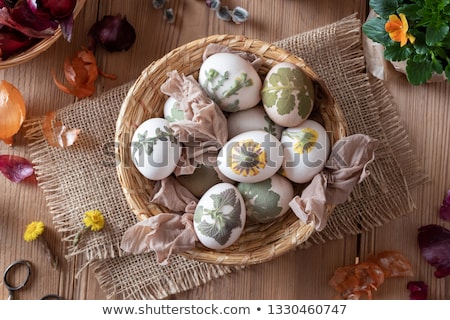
[362,0,450,85]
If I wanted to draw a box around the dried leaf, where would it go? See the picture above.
[42,111,80,148]
[0,154,35,182]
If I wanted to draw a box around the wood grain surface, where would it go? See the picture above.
[0,0,449,300]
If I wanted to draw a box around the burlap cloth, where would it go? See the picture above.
[25,14,427,299]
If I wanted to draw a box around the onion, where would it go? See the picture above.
[88,14,136,52]
[40,0,76,19]
[0,80,26,145]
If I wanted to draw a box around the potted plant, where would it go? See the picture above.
[362,0,450,85]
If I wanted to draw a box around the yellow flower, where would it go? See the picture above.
[73,210,105,246]
[230,139,266,177]
[385,13,416,47]
[292,128,319,154]
[23,221,45,242]
[23,221,58,269]
[83,209,105,231]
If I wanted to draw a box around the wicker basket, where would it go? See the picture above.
[0,0,86,69]
[116,34,348,265]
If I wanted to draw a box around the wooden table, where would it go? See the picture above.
[1,0,449,300]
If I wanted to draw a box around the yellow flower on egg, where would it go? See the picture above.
[23,221,45,242]
[83,209,105,231]
[291,128,319,154]
[230,139,266,177]
[385,13,416,47]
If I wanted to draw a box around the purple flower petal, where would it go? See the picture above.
[418,224,450,278]
[439,190,450,221]
[407,281,428,300]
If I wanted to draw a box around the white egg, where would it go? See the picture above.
[227,105,284,140]
[280,119,330,183]
[217,130,283,183]
[194,183,246,249]
[261,62,315,127]
[237,174,294,223]
[130,118,181,180]
[198,52,262,112]
[163,96,184,123]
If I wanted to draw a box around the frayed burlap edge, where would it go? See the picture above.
[92,254,238,299]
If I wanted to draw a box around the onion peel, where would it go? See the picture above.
[439,190,450,221]
[366,250,414,278]
[0,154,35,183]
[42,111,80,148]
[407,281,428,300]
[52,48,116,98]
[418,224,450,278]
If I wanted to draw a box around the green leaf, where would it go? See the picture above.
[384,44,411,61]
[426,24,449,46]
[398,4,422,21]
[369,0,398,18]
[237,179,282,222]
[405,59,433,85]
[362,17,391,46]
[444,63,450,81]
[195,187,243,246]
[431,56,444,74]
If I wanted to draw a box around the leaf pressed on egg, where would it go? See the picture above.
[194,187,242,246]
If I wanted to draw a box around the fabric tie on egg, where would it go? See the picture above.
[120,176,198,265]
[289,134,379,231]
[160,70,228,176]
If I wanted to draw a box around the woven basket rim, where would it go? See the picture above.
[0,0,86,69]
[115,34,348,265]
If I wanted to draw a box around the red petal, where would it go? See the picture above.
[0,154,35,182]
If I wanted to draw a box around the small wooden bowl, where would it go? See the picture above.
[116,34,348,265]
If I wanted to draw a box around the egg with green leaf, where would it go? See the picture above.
[261,62,314,127]
[237,174,294,223]
[194,183,246,249]
[198,52,262,112]
[163,96,184,123]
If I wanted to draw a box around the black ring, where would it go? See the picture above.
[3,260,32,291]
[40,294,64,300]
